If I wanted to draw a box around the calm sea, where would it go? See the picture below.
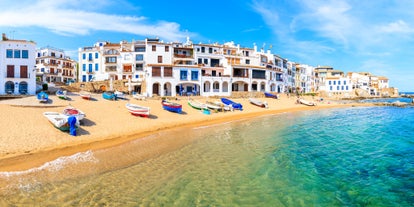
[1,106,414,206]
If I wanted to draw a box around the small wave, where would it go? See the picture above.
[0,150,98,178]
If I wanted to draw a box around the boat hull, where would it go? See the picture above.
[126,103,150,118]
[264,92,278,99]
[103,91,117,100]
[162,100,182,113]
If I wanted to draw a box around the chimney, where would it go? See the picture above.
[2,33,7,40]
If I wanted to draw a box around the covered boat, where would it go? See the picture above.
[56,90,68,100]
[264,92,279,99]
[249,98,268,108]
[43,112,79,135]
[221,98,243,111]
[161,100,182,114]
[126,103,150,118]
[114,90,126,99]
[102,91,117,100]
[37,91,49,103]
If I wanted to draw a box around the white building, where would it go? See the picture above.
[325,76,352,94]
[296,64,314,93]
[0,33,36,95]
[36,46,77,84]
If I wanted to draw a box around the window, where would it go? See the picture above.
[82,53,86,59]
[20,65,28,78]
[82,64,86,71]
[157,56,162,63]
[152,45,156,52]
[88,53,92,61]
[203,59,208,65]
[6,49,13,58]
[135,47,145,52]
[22,50,28,59]
[135,74,139,79]
[346,86,349,90]
[191,71,198,80]
[330,86,333,91]
[88,64,92,72]
[201,47,205,53]
[329,81,331,85]
[136,54,143,61]
[152,67,161,77]
[246,59,250,65]
[14,50,21,58]
[180,70,187,80]
[95,63,99,71]
[95,52,99,59]
[7,65,14,78]
[333,81,336,85]
[209,48,213,54]
[165,46,169,52]
[106,57,117,63]
[198,58,202,64]
[337,86,339,90]
[213,82,219,90]
[164,67,172,77]
[338,81,341,85]
[344,81,346,85]
[82,75,86,82]
[341,86,344,90]
[136,63,143,71]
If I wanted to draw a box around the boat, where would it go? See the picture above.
[132,93,146,100]
[37,91,49,103]
[161,100,182,113]
[298,98,317,106]
[188,99,211,115]
[63,106,85,121]
[56,90,68,100]
[79,91,92,100]
[221,98,243,111]
[114,90,126,99]
[205,101,223,112]
[43,112,79,135]
[206,101,233,111]
[125,103,150,118]
[249,98,268,108]
[102,91,117,100]
[264,92,279,99]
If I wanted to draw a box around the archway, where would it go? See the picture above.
[222,82,229,92]
[204,81,211,92]
[19,81,28,94]
[5,81,14,94]
[163,82,172,96]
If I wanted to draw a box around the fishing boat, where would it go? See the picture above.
[37,91,49,103]
[205,101,223,112]
[188,99,211,114]
[221,98,243,111]
[132,93,146,100]
[264,92,279,99]
[43,112,79,134]
[102,91,117,100]
[56,90,68,100]
[63,106,85,121]
[79,91,92,100]
[249,98,268,108]
[125,103,150,118]
[114,90,126,99]
[206,101,233,111]
[161,100,182,114]
[298,98,317,106]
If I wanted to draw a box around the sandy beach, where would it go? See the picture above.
[0,93,365,172]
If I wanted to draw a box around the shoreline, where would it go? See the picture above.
[0,94,372,172]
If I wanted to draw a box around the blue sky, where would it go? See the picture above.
[1,0,413,91]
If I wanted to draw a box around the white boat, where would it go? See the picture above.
[249,98,268,108]
[126,103,150,117]
[298,98,317,106]
[132,93,146,100]
[114,90,126,99]
[43,112,80,132]
[79,91,92,100]
[63,106,86,121]
[206,101,233,111]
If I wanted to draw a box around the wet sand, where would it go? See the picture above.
[0,93,367,171]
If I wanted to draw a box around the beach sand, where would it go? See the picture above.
[0,93,364,171]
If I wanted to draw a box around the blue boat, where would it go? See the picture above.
[102,91,117,100]
[264,92,279,99]
[221,98,243,110]
[162,100,182,113]
[37,91,49,103]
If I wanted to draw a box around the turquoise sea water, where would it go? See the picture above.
[1,106,414,206]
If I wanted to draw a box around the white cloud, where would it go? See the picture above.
[0,0,192,42]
